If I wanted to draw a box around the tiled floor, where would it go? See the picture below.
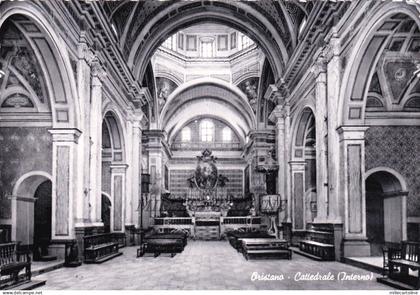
[37,241,392,290]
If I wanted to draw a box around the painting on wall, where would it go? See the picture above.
[156,77,178,111]
[237,77,259,112]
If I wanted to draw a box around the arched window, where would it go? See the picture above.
[200,120,214,142]
[181,127,191,142]
[222,127,232,142]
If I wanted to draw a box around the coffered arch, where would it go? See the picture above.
[126,1,292,82]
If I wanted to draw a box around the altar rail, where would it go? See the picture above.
[153,216,261,239]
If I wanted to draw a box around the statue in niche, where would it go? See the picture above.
[238,78,259,112]
[156,77,178,109]
[157,81,169,107]
[245,80,258,110]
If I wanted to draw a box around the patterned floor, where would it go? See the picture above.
[37,241,392,290]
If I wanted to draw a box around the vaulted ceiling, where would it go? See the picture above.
[100,0,314,81]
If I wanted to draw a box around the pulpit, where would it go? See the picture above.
[260,194,282,238]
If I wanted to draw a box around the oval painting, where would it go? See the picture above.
[194,161,218,190]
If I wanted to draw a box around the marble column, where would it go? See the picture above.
[337,126,370,257]
[110,164,128,232]
[290,161,306,231]
[312,57,329,223]
[49,128,82,240]
[90,61,106,225]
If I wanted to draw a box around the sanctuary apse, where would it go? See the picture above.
[0,0,420,290]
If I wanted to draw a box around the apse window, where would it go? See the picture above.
[200,120,214,142]
[181,127,191,142]
[222,127,232,142]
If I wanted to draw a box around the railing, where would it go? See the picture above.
[154,217,193,225]
[221,216,261,225]
[171,142,242,150]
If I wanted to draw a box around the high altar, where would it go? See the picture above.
[156,150,261,240]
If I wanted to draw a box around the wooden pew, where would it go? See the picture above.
[83,233,122,263]
[138,238,184,258]
[241,238,291,260]
[0,243,31,289]
[378,241,420,290]
[226,230,274,252]
[299,224,335,261]
[144,232,188,248]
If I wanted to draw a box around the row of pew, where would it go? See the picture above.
[226,230,291,260]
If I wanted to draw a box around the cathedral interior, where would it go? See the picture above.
[0,0,420,291]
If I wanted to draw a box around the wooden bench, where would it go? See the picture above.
[380,241,420,289]
[0,243,31,289]
[226,230,274,252]
[242,238,291,260]
[83,233,122,263]
[138,238,184,258]
[299,224,335,261]
[144,232,188,248]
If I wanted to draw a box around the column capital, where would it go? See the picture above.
[337,126,369,141]
[323,35,341,62]
[268,104,287,125]
[129,109,148,129]
[77,38,96,65]
[311,56,327,79]
[49,128,82,143]
[91,60,107,84]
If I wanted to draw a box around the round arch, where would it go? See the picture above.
[102,109,126,162]
[11,171,52,242]
[127,2,289,82]
[165,99,250,143]
[171,114,246,146]
[365,167,408,193]
[338,3,420,126]
[364,167,408,250]
[290,105,316,160]
[159,77,256,127]
[0,2,80,128]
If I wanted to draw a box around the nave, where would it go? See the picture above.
[36,241,391,290]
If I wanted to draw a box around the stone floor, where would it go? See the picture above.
[36,241,393,290]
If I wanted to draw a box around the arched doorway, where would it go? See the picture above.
[365,169,407,256]
[101,110,126,232]
[33,180,55,261]
[291,107,316,230]
[101,194,112,233]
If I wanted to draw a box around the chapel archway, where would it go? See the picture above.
[101,110,126,232]
[290,107,316,230]
[365,168,408,256]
